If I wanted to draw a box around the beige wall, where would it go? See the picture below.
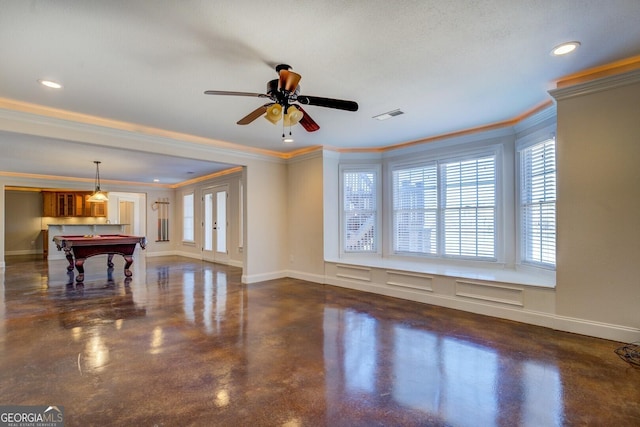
[286,152,325,281]
[553,72,640,329]
[4,190,43,254]
[2,69,640,341]
[243,159,288,282]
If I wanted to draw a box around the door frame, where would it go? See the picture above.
[202,184,229,264]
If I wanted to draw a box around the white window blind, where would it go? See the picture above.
[441,156,496,259]
[343,170,377,252]
[391,154,497,260]
[521,139,556,267]
[183,193,194,242]
[392,164,437,254]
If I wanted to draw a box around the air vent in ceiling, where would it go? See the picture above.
[373,109,404,121]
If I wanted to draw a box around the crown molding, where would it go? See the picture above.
[0,97,288,163]
[554,55,640,88]
[513,103,556,134]
[549,68,640,102]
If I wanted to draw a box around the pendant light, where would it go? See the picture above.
[88,161,108,202]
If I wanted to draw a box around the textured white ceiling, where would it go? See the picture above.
[1,1,640,183]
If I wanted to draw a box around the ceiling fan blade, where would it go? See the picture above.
[279,69,302,93]
[204,90,269,98]
[297,95,358,112]
[296,106,320,132]
[237,104,270,125]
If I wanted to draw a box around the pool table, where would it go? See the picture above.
[53,234,146,282]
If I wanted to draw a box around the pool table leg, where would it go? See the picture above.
[74,258,85,282]
[63,249,74,272]
[123,255,134,277]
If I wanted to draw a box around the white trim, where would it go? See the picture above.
[514,104,556,134]
[0,105,282,164]
[5,249,41,256]
[383,127,514,159]
[338,164,382,256]
[326,257,554,287]
[549,68,640,101]
[287,148,323,164]
[242,270,288,284]
[322,270,637,342]
[285,270,327,284]
[144,251,176,258]
[386,145,502,262]
[517,137,557,269]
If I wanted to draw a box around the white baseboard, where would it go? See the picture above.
[552,315,640,344]
[227,259,243,268]
[170,251,200,259]
[171,251,243,269]
[242,268,328,284]
[6,249,41,256]
[324,275,639,343]
[242,270,288,284]
[286,269,327,285]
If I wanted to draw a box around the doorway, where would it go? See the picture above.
[119,201,134,235]
[108,192,145,236]
[202,185,229,264]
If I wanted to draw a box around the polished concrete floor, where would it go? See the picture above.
[0,254,638,426]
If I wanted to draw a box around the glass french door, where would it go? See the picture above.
[202,185,229,263]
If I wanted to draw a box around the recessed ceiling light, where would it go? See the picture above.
[153,178,160,183]
[551,41,580,56]
[373,109,404,121]
[38,79,63,89]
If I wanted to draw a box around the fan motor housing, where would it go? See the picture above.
[266,79,278,96]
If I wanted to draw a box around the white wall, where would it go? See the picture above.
[173,170,244,267]
[143,188,175,255]
[322,151,341,261]
[107,191,146,236]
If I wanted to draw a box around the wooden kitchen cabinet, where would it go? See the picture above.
[42,191,107,217]
[56,192,75,216]
[42,192,57,217]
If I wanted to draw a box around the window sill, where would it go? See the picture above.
[327,255,556,288]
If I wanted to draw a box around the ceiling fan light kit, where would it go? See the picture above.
[283,105,303,126]
[264,104,283,124]
[205,64,358,139]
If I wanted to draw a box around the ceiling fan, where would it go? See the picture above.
[204,64,358,134]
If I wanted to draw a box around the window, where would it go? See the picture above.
[342,169,378,252]
[520,138,556,267]
[183,192,194,242]
[441,156,496,259]
[392,164,437,254]
[392,153,497,260]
